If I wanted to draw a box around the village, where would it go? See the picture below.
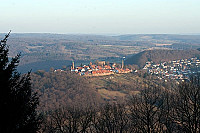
[70,60,132,76]
[143,57,200,81]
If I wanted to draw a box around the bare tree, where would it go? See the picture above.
[128,85,166,133]
[42,106,95,133]
[172,76,200,133]
[92,103,130,133]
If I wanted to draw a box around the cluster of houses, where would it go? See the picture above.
[71,61,132,76]
[143,57,200,81]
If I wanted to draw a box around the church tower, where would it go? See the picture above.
[71,61,75,71]
[72,61,75,70]
[122,59,124,69]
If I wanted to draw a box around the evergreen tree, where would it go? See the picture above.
[0,32,41,133]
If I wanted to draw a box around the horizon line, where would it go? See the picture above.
[1,32,200,36]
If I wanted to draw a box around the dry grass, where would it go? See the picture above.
[98,89,126,100]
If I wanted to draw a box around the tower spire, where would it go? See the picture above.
[71,60,75,71]
[122,59,124,69]
[72,61,75,70]
[122,57,125,69]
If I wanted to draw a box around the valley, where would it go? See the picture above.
[4,33,200,73]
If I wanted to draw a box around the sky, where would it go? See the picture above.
[1,0,200,34]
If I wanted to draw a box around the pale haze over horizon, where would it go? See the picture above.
[1,0,200,34]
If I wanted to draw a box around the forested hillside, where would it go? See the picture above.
[125,49,200,68]
[40,76,200,133]
[31,70,172,110]
[31,71,103,110]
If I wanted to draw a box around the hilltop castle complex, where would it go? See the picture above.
[71,60,132,76]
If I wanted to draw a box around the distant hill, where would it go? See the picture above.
[2,33,200,68]
[125,49,200,68]
[18,60,72,73]
[115,34,200,43]
[18,59,89,73]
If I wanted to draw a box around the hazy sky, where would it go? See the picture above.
[1,0,200,34]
